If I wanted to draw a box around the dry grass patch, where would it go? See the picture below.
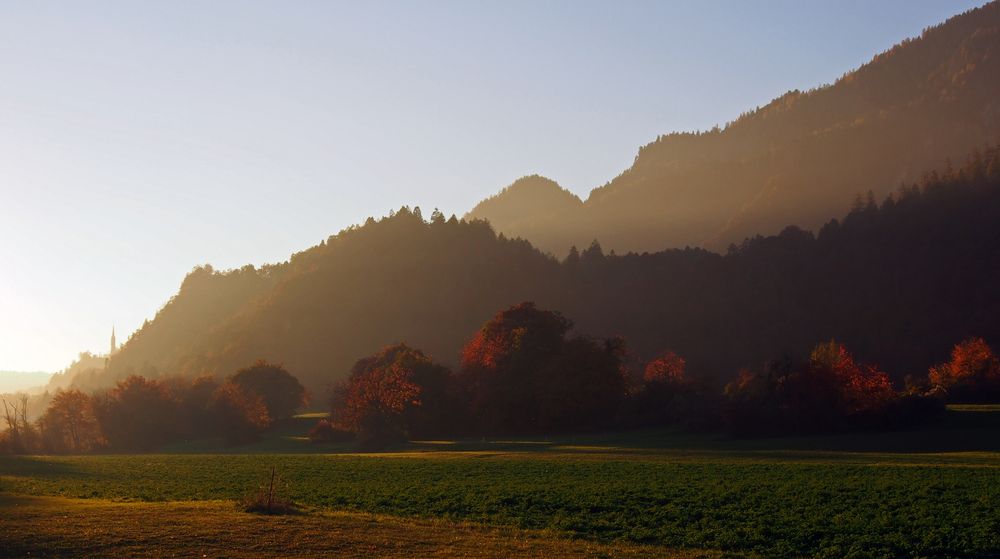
[0,493,716,558]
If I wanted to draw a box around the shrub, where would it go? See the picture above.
[242,466,296,515]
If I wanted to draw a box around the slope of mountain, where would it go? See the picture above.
[83,147,1000,396]
[467,2,1000,254]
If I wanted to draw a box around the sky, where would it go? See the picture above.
[0,0,986,373]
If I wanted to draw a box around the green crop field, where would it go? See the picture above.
[2,407,1000,558]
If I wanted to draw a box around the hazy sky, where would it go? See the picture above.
[0,1,984,372]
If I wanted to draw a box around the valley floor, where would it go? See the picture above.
[2,406,999,557]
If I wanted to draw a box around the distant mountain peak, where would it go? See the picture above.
[465,175,581,235]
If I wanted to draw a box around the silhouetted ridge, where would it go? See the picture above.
[469,1,1000,255]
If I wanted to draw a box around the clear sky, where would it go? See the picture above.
[0,0,985,373]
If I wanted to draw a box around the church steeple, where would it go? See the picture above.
[110,326,117,355]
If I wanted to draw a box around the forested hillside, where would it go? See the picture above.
[68,147,1000,395]
[467,1,1000,254]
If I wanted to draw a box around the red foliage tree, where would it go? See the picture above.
[643,351,687,385]
[809,341,895,416]
[331,343,454,445]
[461,302,570,371]
[929,337,1000,401]
[631,349,718,428]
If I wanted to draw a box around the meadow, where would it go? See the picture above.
[2,408,1000,558]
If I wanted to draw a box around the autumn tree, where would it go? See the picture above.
[724,342,900,434]
[94,376,179,450]
[928,337,1000,401]
[459,302,626,435]
[809,341,895,416]
[230,361,307,422]
[643,351,688,385]
[209,382,271,444]
[331,343,456,446]
[629,349,719,428]
[37,389,103,453]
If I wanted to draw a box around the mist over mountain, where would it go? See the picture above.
[55,147,1000,397]
[467,2,1000,255]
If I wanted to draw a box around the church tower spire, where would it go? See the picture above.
[110,326,117,355]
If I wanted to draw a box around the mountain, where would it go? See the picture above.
[466,175,582,250]
[72,147,1000,396]
[467,2,1000,254]
[99,212,559,394]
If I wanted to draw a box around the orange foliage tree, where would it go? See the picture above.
[928,337,1000,401]
[331,343,454,445]
[643,351,687,385]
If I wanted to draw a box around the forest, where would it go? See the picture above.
[4,298,998,453]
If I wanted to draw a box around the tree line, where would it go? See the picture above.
[5,301,998,454]
[1,362,305,454]
[314,302,998,448]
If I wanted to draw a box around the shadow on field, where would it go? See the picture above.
[114,405,1000,457]
[742,406,1000,454]
[401,406,1000,456]
[0,456,96,481]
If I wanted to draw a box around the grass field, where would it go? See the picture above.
[2,406,1000,558]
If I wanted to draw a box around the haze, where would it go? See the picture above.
[0,0,982,372]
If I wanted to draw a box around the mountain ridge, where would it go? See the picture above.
[467,1,1000,254]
